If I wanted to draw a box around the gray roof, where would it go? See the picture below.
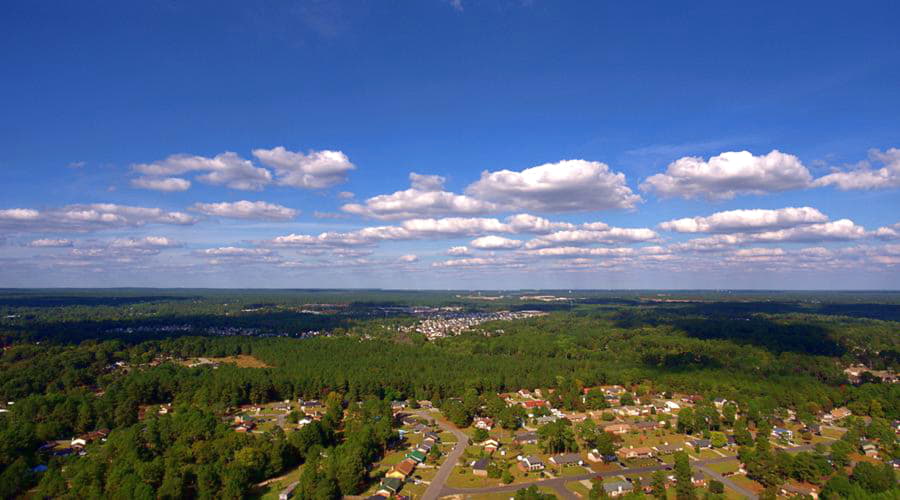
[551,453,582,464]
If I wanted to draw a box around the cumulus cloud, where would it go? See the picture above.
[526,246,635,257]
[342,172,496,220]
[109,236,181,249]
[813,148,900,190]
[465,159,641,212]
[0,209,41,220]
[0,204,195,233]
[29,238,73,248]
[525,226,659,249]
[447,246,471,255]
[470,235,523,250]
[874,223,900,241]
[252,146,355,189]
[199,247,274,257]
[190,200,298,220]
[640,150,813,200]
[673,219,870,251]
[134,152,272,191]
[130,176,191,192]
[398,254,419,263]
[659,207,829,233]
[505,213,575,233]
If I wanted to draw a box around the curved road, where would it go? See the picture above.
[416,411,470,500]
[421,432,818,499]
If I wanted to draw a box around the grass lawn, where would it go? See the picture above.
[446,468,502,489]
[706,460,740,475]
[566,479,592,497]
[821,427,845,439]
[687,449,722,460]
[623,458,658,468]
[729,474,765,493]
[440,431,458,443]
[621,432,687,448]
[554,465,592,477]
[588,461,622,473]
[473,488,558,500]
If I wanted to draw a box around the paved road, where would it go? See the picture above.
[696,464,757,500]
[417,411,470,500]
[434,443,821,499]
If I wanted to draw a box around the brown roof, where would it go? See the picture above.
[393,458,416,476]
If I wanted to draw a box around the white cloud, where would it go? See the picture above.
[252,146,355,189]
[0,204,195,233]
[874,223,900,241]
[337,191,355,199]
[199,247,274,256]
[659,207,829,233]
[342,172,496,220]
[190,200,298,220]
[400,217,510,236]
[398,254,419,263]
[505,213,575,233]
[131,176,191,192]
[29,238,73,248]
[134,152,272,191]
[0,209,41,220]
[813,148,900,190]
[526,246,635,257]
[751,219,868,243]
[447,246,471,255]
[465,159,641,212]
[470,235,523,250]
[109,236,181,249]
[673,219,870,251]
[525,226,659,249]
[640,150,813,199]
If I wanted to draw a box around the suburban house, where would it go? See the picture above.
[481,438,500,454]
[472,458,490,477]
[523,400,547,409]
[826,407,852,422]
[379,477,403,495]
[654,442,683,455]
[519,456,545,471]
[604,423,632,434]
[617,446,655,460]
[603,479,634,497]
[688,438,712,449]
[550,453,584,467]
[514,431,538,445]
[474,417,494,430]
[405,450,427,463]
[772,427,794,441]
[692,471,708,487]
[387,459,416,479]
[424,431,441,442]
[781,482,820,499]
[633,421,659,431]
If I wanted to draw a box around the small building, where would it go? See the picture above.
[550,453,583,467]
[654,442,683,455]
[388,458,417,479]
[380,477,403,495]
[603,479,634,497]
[692,471,707,487]
[514,431,538,445]
[481,438,500,454]
[617,446,655,461]
[604,423,632,435]
[472,457,490,477]
[688,438,712,449]
[405,450,427,463]
[519,455,545,471]
[772,427,794,441]
[826,407,852,422]
[474,417,494,430]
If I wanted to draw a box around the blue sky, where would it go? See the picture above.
[2,0,899,289]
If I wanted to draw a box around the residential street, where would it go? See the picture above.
[425,439,819,499]
[416,411,470,500]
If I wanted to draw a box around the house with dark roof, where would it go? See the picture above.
[472,457,490,477]
[550,453,583,466]
[514,431,538,444]
[603,479,634,497]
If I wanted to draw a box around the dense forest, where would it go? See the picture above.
[0,289,898,498]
